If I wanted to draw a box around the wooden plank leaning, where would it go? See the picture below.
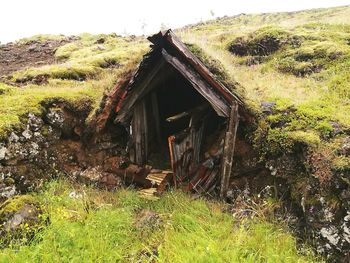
[219,101,239,199]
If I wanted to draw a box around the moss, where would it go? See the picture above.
[40,125,51,137]
[332,156,350,171]
[315,121,334,137]
[288,130,321,146]
[12,64,100,82]
[186,43,243,99]
[0,80,99,139]
[276,39,348,76]
[15,34,67,44]
[324,194,342,210]
[228,26,290,56]
[0,83,12,95]
[0,195,38,216]
[253,122,295,157]
[55,42,82,60]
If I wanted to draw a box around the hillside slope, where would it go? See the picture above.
[177,6,350,259]
[1,5,350,262]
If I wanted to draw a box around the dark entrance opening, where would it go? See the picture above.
[145,64,225,172]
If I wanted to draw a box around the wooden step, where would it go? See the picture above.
[138,188,159,200]
[146,172,171,185]
[138,169,173,200]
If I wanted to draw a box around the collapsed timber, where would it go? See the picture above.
[94,30,248,199]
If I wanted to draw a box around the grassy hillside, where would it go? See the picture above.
[0,180,319,262]
[179,5,350,170]
[0,33,147,139]
[1,6,350,261]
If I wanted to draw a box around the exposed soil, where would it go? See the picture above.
[0,37,78,78]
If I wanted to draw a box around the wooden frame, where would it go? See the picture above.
[104,29,242,197]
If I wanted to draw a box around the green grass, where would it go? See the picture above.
[12,33,148,82]
[0,180,320,263]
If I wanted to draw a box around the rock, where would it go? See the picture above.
[134,209,161,230]
[8,132,19,143]
[261,102,276,115]
[100,173,122,190]
[103,156,129,172]
[0,145,7,160]
[46,108,82,137]
[329,121,343,136]
[46,108,65,128]
[68,191,84,199]
[320,226,340,247]
[0,185,16,199]
[79,166,104,182]
[28,113,43,132]
[96,45,106,51]
[95,38,105,44]
[0,195,45,242]
[341,137,350,156]
[21,128,32,140]
[41,125,61,142]
[5,141,40,161]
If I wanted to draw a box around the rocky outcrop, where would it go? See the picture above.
[0,101,97,201]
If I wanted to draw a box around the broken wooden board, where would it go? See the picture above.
[138,169,172,200]
[146,171,172,185]
[138,188,159,200]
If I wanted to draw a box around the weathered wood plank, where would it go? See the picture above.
[220,101,239,199]
[165,31,242,105]
[115,59,165,123]
[133,102,148,165]
[166,103,209,123]
[162,49,230,117]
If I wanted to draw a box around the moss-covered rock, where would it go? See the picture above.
[229,26,291,56]
[0,194,47,247]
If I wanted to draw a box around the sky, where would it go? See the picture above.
[1,0,350,43]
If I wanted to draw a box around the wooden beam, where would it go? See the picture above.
[165,31,242,105]
[220,101,239,199]
[162,49,230,117]
[115,59,165,123]
[166,103,209,123]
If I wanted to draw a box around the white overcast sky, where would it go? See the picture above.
[1,0,349,43]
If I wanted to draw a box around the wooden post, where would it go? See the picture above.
[220,101,239,200]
